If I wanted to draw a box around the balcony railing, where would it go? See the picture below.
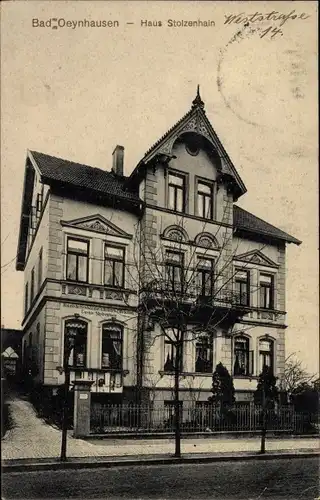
[140,279,244,307]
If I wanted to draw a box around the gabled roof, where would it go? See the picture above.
[233,206,301,245]
[129,87,247,199]
[29,150,140,203]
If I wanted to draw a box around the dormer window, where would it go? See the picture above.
[168,172,186,213]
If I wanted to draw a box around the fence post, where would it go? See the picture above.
[72,380,94,438]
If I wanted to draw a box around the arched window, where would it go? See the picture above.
[233,335,253,376]
[194,232,218,249]
[163,225,188,243]
[259,338,274,374]
[101,323,123,370]
[65,319,88,368]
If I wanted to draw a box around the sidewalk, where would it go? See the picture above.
[2,395,319,463]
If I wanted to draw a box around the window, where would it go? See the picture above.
[165,251,184,293]
[233,336,254,376]
[235,270,250,306]
[104,245,125,287]
[197,257,215,296]
[195,334,213,373]
[25,283,29,315]
[164,330,183,372]
[168,172,186,213]
[65,319,88,368]
[259,338,274,373]
[101,323,123,370]
[259,274,274,309]
[36,184,44,214]
[66,238,89,282]
[186,142,199,156]
[30,268,35,303]
[38,248,43,290]
[197,180,213,219]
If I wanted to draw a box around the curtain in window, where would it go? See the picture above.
[259,338,274,373]
[65,320,87,368]
[101,324,123,369]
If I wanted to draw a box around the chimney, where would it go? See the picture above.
[112,145,124,176]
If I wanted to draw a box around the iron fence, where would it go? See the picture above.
[90,402,318,435]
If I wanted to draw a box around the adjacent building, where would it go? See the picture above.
[16,89,301,409]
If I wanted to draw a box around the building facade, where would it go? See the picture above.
[16,90,301,408]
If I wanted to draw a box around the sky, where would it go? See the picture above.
[1,1,318,375]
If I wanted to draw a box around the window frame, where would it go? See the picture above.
[197,257,215,297]
[195,334,213,373]
[197,179,214,219]
[259,337,274,374]
[38,247,43,290]
[104,244,125,288]
[163,329,183,372]
[30,268,35,304]
[259,273,274,309]
[101,323,123,370]
[165,250,184,294]
[66,237,90,283]
[235,268,250,306]
[167,171,186,213]
[65,319,88,369]
[233,335,254,377]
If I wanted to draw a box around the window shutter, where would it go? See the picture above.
[249,350,254,376]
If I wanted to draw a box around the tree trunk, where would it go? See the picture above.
[174,339,182,458]
[260,385,266,454]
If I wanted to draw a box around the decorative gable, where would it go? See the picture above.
[61,214,132,239]
[234,250,279,268]
[135,87,246,199]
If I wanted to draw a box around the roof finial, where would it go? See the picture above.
[192,84,204,109]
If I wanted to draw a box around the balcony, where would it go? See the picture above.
[140,279,245,307]
[139,280,248,325]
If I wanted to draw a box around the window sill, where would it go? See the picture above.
[63,280,133,292]
[159,370,212,378]
[233,375,258,380]
[69,367,129,375]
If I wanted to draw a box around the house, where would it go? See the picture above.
[1,327,24,379]
[15,89,301,411]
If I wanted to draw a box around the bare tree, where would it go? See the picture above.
[124,208,266,457]
[281,353,317,399]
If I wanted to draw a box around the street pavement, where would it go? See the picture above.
[2,396,319,461]
[2,457,319,499]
